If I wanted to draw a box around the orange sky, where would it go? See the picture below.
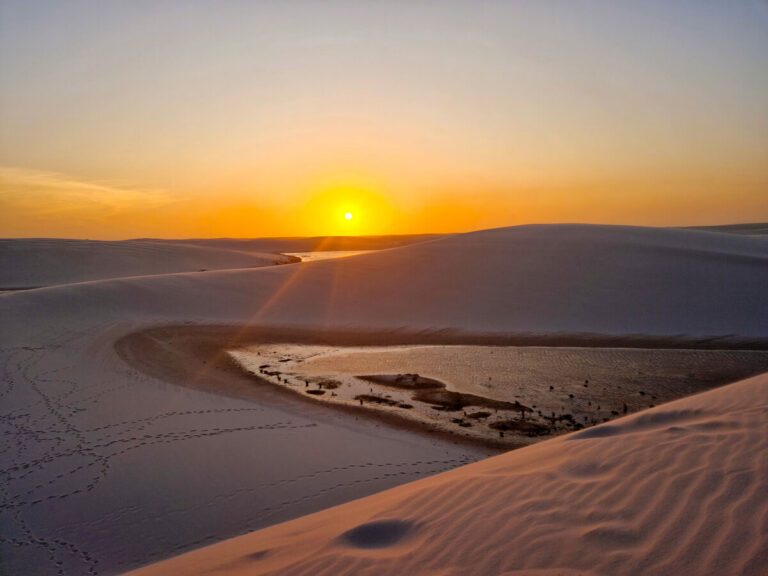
[1,1,767,239]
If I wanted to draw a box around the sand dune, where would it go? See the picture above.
[126,371,768,576]
[235,223,767,337]
[4,225,767,337]
[0,234,440,289]
[1,224,767,575]
[0,238,293,288]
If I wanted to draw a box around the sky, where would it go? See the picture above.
[1,0,767,239]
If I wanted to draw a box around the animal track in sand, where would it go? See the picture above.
[0,346,319,574]
[1,342,477,575]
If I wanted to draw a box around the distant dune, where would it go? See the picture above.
[0,238,292,289]
[1,224,767,575]
[221,223,768,338]
[0,234,440,289]
[685,222,768,237]
[5,224,765,337]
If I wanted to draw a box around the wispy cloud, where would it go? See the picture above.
[0,166,174,217]
[0,166,178,237]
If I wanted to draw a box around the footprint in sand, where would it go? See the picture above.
[339,519,416,549]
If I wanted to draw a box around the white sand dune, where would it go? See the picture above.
[236,223,767,337]
[4,224,767,337]
[0,234,439,289]
[0,238,292,288]
[127,370,768,576]
[1,224,767,575]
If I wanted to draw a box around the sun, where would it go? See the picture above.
[344,212,353,220]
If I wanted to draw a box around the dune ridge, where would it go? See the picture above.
[0,238,293,289]
[3,225,767,337]
[0,234,440,289]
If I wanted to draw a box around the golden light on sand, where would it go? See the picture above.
[344,212,353,220]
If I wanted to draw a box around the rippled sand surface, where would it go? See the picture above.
[129,372,768,576]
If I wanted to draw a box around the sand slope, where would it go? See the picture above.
[0,238,293,288]
[4,224,767,337]
[127,371,768,576]
[0,234,440,289]
[238,223,767,337]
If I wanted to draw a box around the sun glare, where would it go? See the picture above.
[295,178,397,236]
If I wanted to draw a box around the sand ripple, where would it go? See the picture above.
[128,372,768,576]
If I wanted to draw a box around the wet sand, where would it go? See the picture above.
[283,250,376,262]
[117,325,768,449]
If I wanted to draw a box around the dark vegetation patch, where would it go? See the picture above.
[359,373,534,414]
[451,418,473,428]
[306,389,326,396]
[489,419,550,436]
[317,379,341,389]
[355,394,399,407]
[413,389,531,413]
[548,413,575,424]
[359,373,444,390]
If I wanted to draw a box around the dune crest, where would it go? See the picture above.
[0,238,292,289]
[3,225,767,338]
